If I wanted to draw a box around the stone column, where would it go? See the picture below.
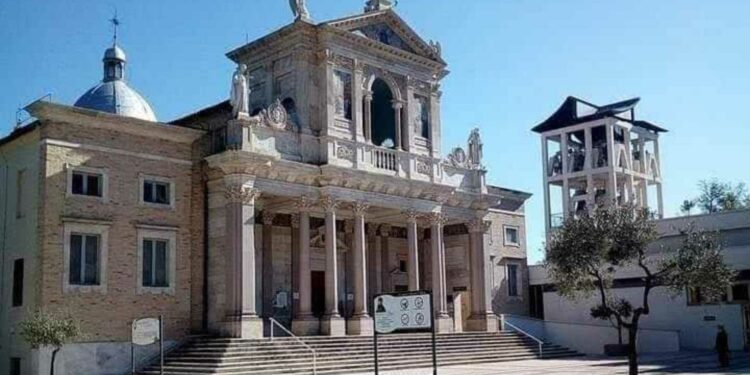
[466,218,498,332]
[366,224,379,314]
[320,196,345,336]
[363,91,373,142]
[353,61,366,143]
[292,197,317,335]
[429,212,453,333]
[380,224,392,293]
[291,214,300,318]
[404,209,420,291]
[348,203,373,335]
[223,179,262,338]
[393,100,404,150]
[261,212,275,318]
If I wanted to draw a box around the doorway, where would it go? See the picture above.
[311,271,326,318]
[743,305,750,349]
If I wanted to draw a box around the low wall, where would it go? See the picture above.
[32,340,179,375]
[502,314,680,355]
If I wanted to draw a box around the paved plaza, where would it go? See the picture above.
[353,352,750,375]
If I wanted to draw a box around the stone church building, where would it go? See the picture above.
[0,1,531,373]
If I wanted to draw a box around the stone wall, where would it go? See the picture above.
[37,122,197,342]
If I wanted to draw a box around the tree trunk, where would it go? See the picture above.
[627,326,638,375]
[618,325,623,345]
[50,347,60,375]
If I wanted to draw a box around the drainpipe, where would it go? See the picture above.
[0,148,9,319]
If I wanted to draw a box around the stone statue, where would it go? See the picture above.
[289,0,310,21]
[467,128,483,168]
[365,0,394,12]
[230,64,250,118]
[429,40,442,57]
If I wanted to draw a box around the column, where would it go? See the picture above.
[292,197,317,335]
[320,196,345,336]
[429,212,453,333]
[541,136,551,236]
[222,178,262,338]
[404,209,420,290]
[466,218,498,332]
[366,224,379,314]
[353,61,366,142]
[380,224,392,293]
[348,203,373,335]
[290,214,300,319]
[393,100,404,150]
[363,91,373,142]
[261,212,275,318]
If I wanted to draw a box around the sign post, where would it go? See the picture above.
[373,290,437,375]
[131,316,164,375]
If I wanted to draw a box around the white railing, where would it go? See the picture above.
[500,316,544,358]
[269,318,317,374]
[373,148,398,172]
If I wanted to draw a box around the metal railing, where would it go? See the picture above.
[500,317,545,358]
[269,318,317,374]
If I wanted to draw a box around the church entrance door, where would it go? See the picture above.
[311,271,326,318]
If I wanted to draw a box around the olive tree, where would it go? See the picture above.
[19,310,82,375]
[544,203,734,375]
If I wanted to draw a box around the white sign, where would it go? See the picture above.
[132,318,160,346]
[374,293,432,334]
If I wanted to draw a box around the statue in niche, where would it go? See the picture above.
[230,64,250,118]
[467,127,483,168]
[289,0,310,21]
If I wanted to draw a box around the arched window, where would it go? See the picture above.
[370,78,396,149]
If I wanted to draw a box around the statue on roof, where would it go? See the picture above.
[230,64,250,118]
[429,40,442,57]
[289,0,310,21]
[467,128,483,169]
[365,0,394,12]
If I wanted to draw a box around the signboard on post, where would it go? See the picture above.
[131,316,164,375]
[373,291,437,375]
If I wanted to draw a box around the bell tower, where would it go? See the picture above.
[532,97,667,236]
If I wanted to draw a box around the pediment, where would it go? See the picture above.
[325,10,444,64]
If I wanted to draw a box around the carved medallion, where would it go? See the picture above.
[416,159,431,175]
[447,147,468,168]
[337,144,355,162]
[263,98,288,130]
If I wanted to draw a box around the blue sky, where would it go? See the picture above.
[1,0,749,264]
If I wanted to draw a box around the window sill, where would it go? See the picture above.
[139,202,175,210]
[64,284,107,294]
[68,193,107,203]
[504,242,521,248]
[138,286,175,296]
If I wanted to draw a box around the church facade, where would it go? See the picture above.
[0,2,531,374]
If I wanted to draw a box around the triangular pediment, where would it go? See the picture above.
[324,10,444,64]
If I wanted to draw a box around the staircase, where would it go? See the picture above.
[138,331,581,375]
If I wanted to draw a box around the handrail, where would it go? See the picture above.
[269,318,316,374]
[500,317,544,358]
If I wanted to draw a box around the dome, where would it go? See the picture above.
[74,43,157,122]
[74,80,157,122]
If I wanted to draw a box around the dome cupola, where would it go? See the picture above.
[74,20,157,122]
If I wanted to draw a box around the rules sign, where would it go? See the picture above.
[374,292,432,333]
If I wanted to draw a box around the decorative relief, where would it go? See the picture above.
[319,195,340,212]
[352,202,370,215]
[428,212,448,226]
[336,144,355,162]
[446,147,468,168]
[295,196,315,212]
[416,159,431,175]
[261,98,288,130]
[366,223,379,237]
[224,186,261,205]
[402,208,420,223]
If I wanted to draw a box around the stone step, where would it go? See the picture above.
[139,350,582,375]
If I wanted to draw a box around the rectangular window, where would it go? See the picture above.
[12,259,24,307]
[71,170,103,197]
[10,358,21,375]
[142,239,169,287]
[504,226,520,246]
[398,259,407,273]
[16,169,25,218]
[334,70,352,120]
[143,180,171,205]
[507,264,519,297]
[69,234,100,285]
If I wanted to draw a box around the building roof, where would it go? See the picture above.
[531,96,668,134]
[74,44,157,122]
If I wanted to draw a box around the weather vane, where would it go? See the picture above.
[110,11,120,45]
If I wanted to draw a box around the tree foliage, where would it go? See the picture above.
[544,203,734,374]
[19,310,82,350]
[688,179,748,214]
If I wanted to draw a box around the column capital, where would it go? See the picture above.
[262,212,276,226]
[379,224,392,237]
[391,100,404,110]
[366,223,379,237]
[467,219,491,234]
[344,220,355,234]
[402,209,420,223]
[428,212,447,226]
[295,196,316,212]
[363,90,374,101]
[320,195,340,213]
[290,214,300,228]
[352,202,370,216]
[224,186,261,205]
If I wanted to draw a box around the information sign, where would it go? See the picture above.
[132,318,160,345]
[374,293,432,333]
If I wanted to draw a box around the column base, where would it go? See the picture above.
[435,315,454,334]
[321,315,346,336]
[467,314,499,332]
[347,314,373,336]
[222,315,263,338]
[291,315,320,336]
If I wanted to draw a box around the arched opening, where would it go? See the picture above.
[370,78,396,149]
